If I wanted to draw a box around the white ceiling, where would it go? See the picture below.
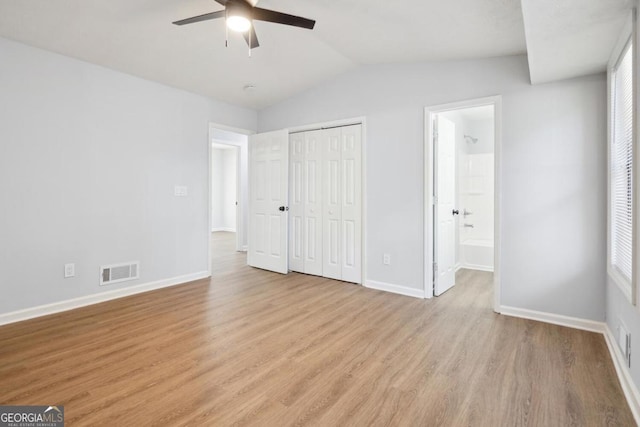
[0,0,526,109]
[0,0,634,108]
[521,0,634,84]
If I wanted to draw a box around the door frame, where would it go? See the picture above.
[424,96,502,312]
[288,116,368,285]
[208,122,254,276]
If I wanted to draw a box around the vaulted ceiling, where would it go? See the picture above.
[0,0,634,109]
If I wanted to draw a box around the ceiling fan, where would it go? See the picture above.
[172,0,316,50]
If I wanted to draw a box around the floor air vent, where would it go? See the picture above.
[100,261,139,286]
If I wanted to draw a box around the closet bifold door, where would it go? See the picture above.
[289,130,323,275]
[322,128,343,280]
[289,132,305,273]
[303,130,323,276]
[339,125,362,284]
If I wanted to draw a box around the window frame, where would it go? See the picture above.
[608,11,637,305]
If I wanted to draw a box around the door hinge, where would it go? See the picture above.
[433,195,438,205]
[433,262,438,273]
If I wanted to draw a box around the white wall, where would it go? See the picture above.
[467,118,495,155]
[222,149,237,230]
[258,55,606,321]
[0,37,256,315]
[211,148,225,230]
[211,147,237,232]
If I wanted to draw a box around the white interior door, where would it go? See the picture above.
[434,115,456,296]
[248,129,289,274]
[304,130,323,275]
[289,132,305,272]
[289,130,323,275]
[323,127,342,280]
[340,125,362,284]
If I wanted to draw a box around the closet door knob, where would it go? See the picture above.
[279,206,289,212]
[452,209,459,216]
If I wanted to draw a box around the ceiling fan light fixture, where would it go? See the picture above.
[227,15,251,33]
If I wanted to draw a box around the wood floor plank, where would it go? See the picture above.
[0,232,634,426]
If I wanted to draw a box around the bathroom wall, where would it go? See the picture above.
[441,107,495,270]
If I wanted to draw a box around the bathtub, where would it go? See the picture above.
[460,239,494,272]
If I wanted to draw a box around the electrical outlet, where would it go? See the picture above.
[174,185,188,197]
[64,263,75,278]
[383,253,391,265]
[618,322,631,368]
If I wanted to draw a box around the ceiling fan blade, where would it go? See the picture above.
[214,0,228,4]
[172,10,225,26]
[243,26,260,49]
[252,7,315,29]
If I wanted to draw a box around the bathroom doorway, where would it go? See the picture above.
[425,96,501,311]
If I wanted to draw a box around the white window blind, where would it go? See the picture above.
[611,41,634,285]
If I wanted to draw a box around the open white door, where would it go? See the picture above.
[248,129,289,274]
[434,115,456,296]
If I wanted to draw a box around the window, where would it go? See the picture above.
[610,38,635,299]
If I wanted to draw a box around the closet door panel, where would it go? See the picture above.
[304,130,323,275]
[288,133,305,273]
[323,128,343,280]
[340,125,362,283]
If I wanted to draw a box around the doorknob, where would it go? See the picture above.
[278,206,289,212]
[452,209,459,216]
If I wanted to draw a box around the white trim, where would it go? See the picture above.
[361,119,368,287]
[287,116,366,134]
[499,305,605,333]
[604,323,640,424]
[459,263,494,273]
[211,227,237,233]
[208,122,256,137]
[424,95,502,312]
[607,10,637,306]
[241,245,248,252]
[365,280,425,299]
[0,271,210,326]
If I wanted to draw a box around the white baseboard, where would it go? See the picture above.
[211,227,236,233]
[0,271,210,326]
[604,324,640,424]
[364,280,425,299]
[499,305,605,333]
[459,263,494,272]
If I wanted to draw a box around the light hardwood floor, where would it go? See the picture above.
[0,232,634,426]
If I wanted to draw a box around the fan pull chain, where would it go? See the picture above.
[248,27,252,58]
